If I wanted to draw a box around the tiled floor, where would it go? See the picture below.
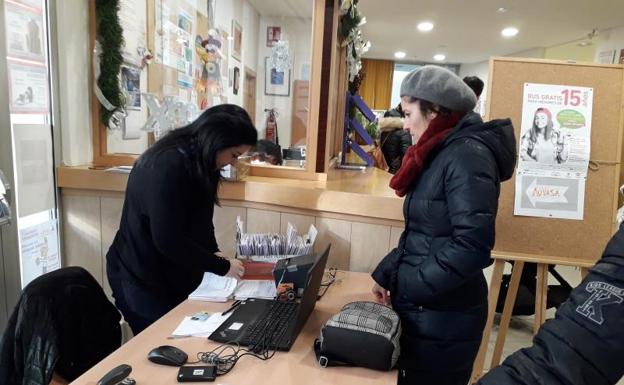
[481,264,624,384]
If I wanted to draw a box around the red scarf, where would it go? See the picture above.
[390,112,466,197]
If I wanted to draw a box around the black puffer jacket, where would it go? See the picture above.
[379,117,411,174]
[0,267,121,384]
[372,112,516,378]
[479,225,624,385]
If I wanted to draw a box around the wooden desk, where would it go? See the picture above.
[71,271,396,385]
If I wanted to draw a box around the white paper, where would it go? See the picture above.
[8,62,48,113]
[515,83,593,220]
[172,312,232,337]
[19,217,60,287]
[188,272,238,302]
[233,280,277,300]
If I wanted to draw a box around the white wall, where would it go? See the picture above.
[55,0,91,166]
[593,26,624,63]
[255,16,312,147]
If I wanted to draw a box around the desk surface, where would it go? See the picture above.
[71,271,395,385]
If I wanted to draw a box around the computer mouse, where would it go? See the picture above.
[147,345,188,366]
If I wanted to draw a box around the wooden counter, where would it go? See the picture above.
[57,166,403,221]
[57,166,406,293]
[70,271,395,385]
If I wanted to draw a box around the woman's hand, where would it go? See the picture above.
[225,258,245,279]
[372,282,391,305]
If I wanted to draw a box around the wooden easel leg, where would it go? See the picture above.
[534,263,548,334]
[490,261,524,368]
[581,267,590,280]
[470,259,505,383]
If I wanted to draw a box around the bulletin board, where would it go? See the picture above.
[487,57,624,267]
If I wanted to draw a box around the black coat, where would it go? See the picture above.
[478,225,624,385]
[107,147,230,310]
[0,267,121,384]
[379,116,411,174]
[372,112,516,376]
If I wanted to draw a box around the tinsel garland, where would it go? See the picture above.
[339,0,369,94]
[95,0,125,126]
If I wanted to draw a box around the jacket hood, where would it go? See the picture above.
[378,117,404,132]
[445,112,517,181]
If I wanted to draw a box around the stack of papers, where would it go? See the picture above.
[188,273,277,302]
[233,280,277,300]
[188,272,238,302]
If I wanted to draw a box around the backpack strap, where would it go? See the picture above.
[314,339,352,368]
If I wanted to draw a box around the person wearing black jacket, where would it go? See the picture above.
[372,66,516,385]
[106,104,257,334]
[379,107,411,174]
[478,224,624,385]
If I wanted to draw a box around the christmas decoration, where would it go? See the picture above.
[339,0,370,93]
[95,0,125,128]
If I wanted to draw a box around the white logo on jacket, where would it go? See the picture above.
[576,281,623,325]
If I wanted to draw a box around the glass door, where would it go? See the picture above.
[0,0,61,329]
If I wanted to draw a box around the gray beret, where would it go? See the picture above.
[400,65,477,112]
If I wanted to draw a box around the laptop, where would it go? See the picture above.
[209,245,330,351]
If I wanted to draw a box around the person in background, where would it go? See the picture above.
[371,66,516,385]
[106,104,257,335]
[379,105,412,174]
[463,75,485,99]
[249,139,283,165]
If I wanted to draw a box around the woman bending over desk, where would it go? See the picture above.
[106,104,257,334]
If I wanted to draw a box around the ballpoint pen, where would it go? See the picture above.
[221,300,242,316]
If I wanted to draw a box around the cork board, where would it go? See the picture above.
[487,57,624,267]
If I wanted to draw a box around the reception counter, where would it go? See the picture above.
[56,166,405,295]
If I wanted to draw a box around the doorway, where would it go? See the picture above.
[243,68,256,123]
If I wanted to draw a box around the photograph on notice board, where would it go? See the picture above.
[5,3,45,61]
[264,57,290,96]
[267,26,281,47]
[121,66,141,110]
[514,82,594,220]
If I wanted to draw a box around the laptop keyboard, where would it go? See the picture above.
[241,301,299,349]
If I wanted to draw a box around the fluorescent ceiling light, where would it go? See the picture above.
[417,22,434,32]
[433,54,446,61]
[501,27,519,37]
[497,7,508,13]
[394,51,406,59]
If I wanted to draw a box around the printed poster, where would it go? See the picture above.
[19,217,60,287]
[514,83,593,220]
[8,62,48,113]
[5,3,45,62]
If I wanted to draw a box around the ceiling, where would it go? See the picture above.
[247,0,312,19]
[357,0,624,64]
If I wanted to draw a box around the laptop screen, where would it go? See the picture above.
[294,245,330,327]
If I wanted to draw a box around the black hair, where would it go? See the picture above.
[139,104,257,201]
[383,103,404,118]
[251,139,283,165]
[462,76,484,98]
[405,96,451,116]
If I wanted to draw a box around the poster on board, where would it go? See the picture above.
[5,3,45,62]
[8,62,48,113]
[514,82,593,220]
[20,217,60,287]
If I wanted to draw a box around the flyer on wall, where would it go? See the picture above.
[5,2,45,62]
[514,82,593,220]
[8,61,49,113]
[19,217,60,287]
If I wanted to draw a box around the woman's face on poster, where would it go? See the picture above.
[534,111,549,129]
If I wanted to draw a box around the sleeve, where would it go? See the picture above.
[371,247,403,289]
[401,143,499,303]
[142,162,230,276]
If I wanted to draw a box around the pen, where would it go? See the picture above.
[221,300,242,316]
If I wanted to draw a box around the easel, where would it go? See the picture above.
[468,57,624,383]
[470,255,594,383]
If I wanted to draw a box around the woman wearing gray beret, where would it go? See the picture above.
[371,66,517,384]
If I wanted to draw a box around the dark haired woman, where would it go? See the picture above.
[106,104,257,334]
[371,66,516,384]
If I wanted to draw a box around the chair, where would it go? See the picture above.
[0,266,122,385]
